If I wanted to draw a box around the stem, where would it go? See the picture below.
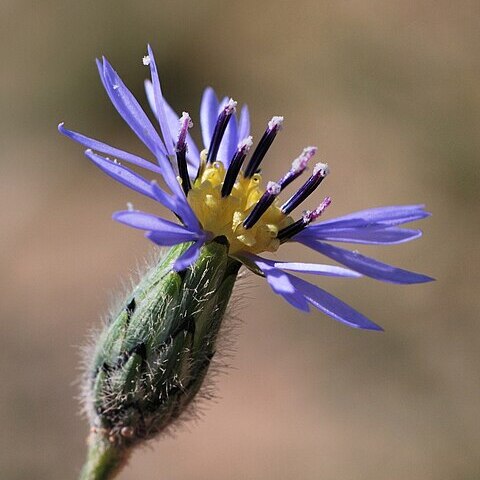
[79,433,129,480]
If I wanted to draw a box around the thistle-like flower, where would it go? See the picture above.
[60,45,433,480]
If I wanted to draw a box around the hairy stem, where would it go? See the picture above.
[79,433,129,480]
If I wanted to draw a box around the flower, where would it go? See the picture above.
[59,45,433,331]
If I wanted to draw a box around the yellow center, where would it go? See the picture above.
[187,153,294,255]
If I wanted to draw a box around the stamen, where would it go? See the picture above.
[142,55,151,66]
[176,112,193,195]
[243,181,281,229]
[303,196,332,223]
[221,136,253,197]
[278,196,332,242]
[244,116,284,178]
[278,146,317,190]
[177,112,193,148]
[207,98,237,164]
[280,161,329,215]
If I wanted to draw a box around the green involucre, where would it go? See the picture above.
[83,240,240,455]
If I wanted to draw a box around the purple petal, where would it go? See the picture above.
[165,187,202,234]
[200,87,219,149]
[173,240,204,271]
[93,59,186,199]
[67,127,199,234]
[289,275,383,330]
[144,79,200,175]
[254,259,310,311]
[113,210,198,240]
[58,123,162,174]
[150,181,177,214]
[299,239,434,284]
[255,260,295,294]
[149,181,201,235]
[98,57,166,157]
[146,45,176,158]
[95,58,108,90]
[145,234,194,247]
[273,262,362,277]
[318,205,431,229]
[85,150,155,199]
[251,256,381,330]
[217,97,238,166]
[278,289,311,312]
[238,104,251,140]
[296,225,423,245]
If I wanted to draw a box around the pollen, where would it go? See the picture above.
[188,157,293,255]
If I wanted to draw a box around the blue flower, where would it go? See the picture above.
[59,45,433,331]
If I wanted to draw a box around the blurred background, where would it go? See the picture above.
[1,1,479,479]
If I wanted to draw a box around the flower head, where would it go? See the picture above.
[59,45,433,331]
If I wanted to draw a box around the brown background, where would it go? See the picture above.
[1,1,479,479]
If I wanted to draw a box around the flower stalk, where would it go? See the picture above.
[79,433,128,480]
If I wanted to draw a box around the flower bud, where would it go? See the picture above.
[80,240,240,478]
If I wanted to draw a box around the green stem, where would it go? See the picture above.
[79,433,129,480]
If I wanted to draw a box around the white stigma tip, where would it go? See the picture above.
[318,196,332,211]
[225,98,237,114]
[292,147,317,172]
[127,202,134,211]
[142,55,151,66]
[266,181,281,195]
[302,146,318,157]
[313,162,329,177]
[238,136,254,151]
[179,111,193,129]
[303,197,332,223]
[268,116,284,130]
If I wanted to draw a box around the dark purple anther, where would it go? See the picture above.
[278,196,332,242]
[176,112,193,195]
[280,162,329,215]
[278,146,317,191]
[221,136,253,197]
[244,116,283,178]
[243,181,281,229]
[206,99,237,164]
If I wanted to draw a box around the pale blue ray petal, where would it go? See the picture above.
[296,225,423,245]
[255,259,310,311]
[99,57,166,156]
[299,239,435,284]
[173,240,205,271]
[58,123,162,174]
[200,87,219,149]
[289,275,383,330]
[150,181,178,215]
[273,262,362,277]
[249,255,381,330]
[85,150,155,199]
[113,210,197,240]
[144,79,200,176]
[318,205,431,229]
[145,232,194,247]
[150,181,201,235]
[238,104,251,140]
[146,45,176,157]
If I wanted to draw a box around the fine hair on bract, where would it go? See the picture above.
[78,243,247,447]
